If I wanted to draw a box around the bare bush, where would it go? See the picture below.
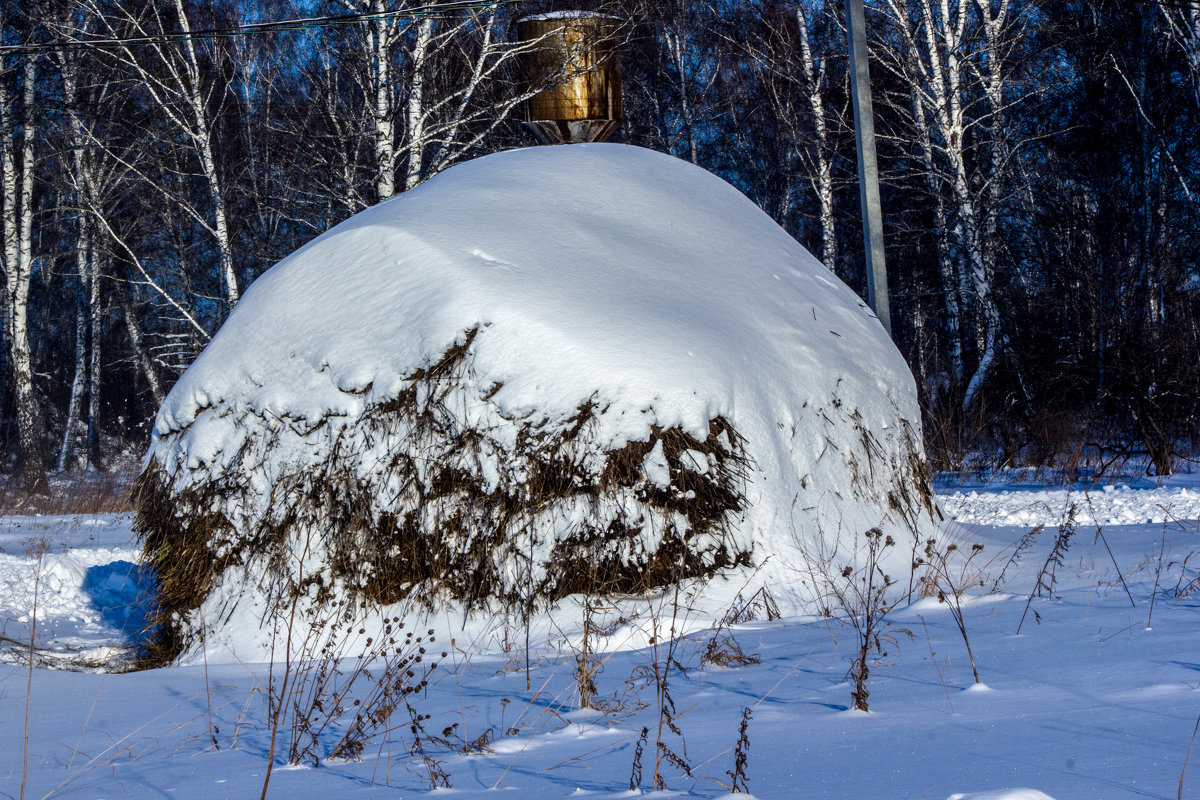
[257,533,446,798]
[917,537,987,683]
[823,528,908,712]
[700,588,776,669]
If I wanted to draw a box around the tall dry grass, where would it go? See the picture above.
[0,471,133,515]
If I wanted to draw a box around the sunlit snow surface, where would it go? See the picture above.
[2,471,1199,799]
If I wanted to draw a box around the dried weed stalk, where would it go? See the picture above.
[725,706,753,793]
[629,725,649,790]
[916,537,987,683]
[824,528,907,712]
[638,583,695,790]
[700,588,777,669]
[1016,503,1077,634]
[257,532,446,797]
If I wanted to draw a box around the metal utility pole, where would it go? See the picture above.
[844,0,892,337]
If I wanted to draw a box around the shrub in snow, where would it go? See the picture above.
[132,144,938,663]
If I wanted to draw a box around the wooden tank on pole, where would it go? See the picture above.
[516,12,623,145]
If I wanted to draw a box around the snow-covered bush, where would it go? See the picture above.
[132,144,938,663]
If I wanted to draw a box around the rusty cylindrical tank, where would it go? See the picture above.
[516,12,623,145]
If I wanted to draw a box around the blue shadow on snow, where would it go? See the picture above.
[81,560,158,652]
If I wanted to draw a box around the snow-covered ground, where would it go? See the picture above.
[1,470,1198,799]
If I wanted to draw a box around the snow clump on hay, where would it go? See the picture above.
[133,144,938,664]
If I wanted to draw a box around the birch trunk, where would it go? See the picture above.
[86,249,103,470]
[121,292,165,406]
[1,56,47,485]
[665,28,700,165]
[58,223,91,473]
[173,0,238,308]
[405,16,434,192]
[911,80,962,384]
[796,8,837,271]
[1159,0,1200,107]
[890,0,1000,409]
[975,0,1008,298]
[371,0,397,202]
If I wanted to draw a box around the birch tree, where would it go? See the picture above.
[0,31,48,484]
[70,0,243,312]
[52,14,201,417]
[1159,0,1200,108]
[877,0,1020,410]
[728,0,844,270]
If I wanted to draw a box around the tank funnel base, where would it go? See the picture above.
[522,119,620,145]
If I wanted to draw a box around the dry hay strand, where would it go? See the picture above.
[133,332,753,664]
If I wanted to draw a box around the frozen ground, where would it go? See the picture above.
[1,469,1198,799]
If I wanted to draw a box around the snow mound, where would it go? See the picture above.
[947,791,1057,800]
[940,484,1200,526]
[135,144,937,662]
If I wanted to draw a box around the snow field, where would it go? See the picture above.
[940,473,1200,527]
[1,475,1198,798]
[0,515,145,665]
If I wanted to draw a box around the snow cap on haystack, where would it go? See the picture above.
[134,144,937,663]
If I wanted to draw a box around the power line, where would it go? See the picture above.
[0,0,530,56]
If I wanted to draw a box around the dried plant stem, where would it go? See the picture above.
[1181,707,1200,800]
[919,615,955,713]
[629,726,648,791]
[1148,525,1168,629]
[260,535,310,800]
[201,615,217,751]
[1017,505,1076,635]
[923,538,985,684]
[20,548,44,800]
[1095,527,1136,608]
[725,706,752,792]
[840,529,899,711]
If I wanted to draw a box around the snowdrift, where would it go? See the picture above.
[133,144,937,663]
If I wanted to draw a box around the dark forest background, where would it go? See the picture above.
[0,0,1197,486]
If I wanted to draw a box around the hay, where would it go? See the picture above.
[134,333,753,664]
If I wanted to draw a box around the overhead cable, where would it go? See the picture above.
[0,0,529,55]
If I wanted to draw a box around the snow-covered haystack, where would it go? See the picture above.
[133,144,937,663]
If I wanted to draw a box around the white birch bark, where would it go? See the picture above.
[796,8,837,271]
[881,0,1002,410]
[121,293,165,406]
[371,3,397,202]
[665,27,700,165]
[1159,0,1200,108]
[1,56,48,482]
[86,246,102,470]
[172,0,238,308]
[404,16,434,192]
[58,243,88,473]
[911,76,962,383]
[974,0,1008,278]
